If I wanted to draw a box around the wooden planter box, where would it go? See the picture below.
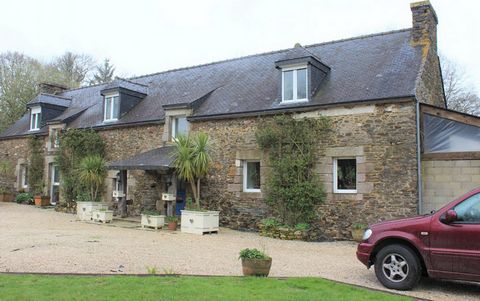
[92,210,113,223]
[0,193,13,202]
[180,210,219,235]
[76,202,108,221]
[141,214,165,230]
[241,258,272,277]
[34,196,50,207]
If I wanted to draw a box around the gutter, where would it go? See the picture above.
[415,99,423,214]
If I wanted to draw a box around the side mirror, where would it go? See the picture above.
[444,210,458,224]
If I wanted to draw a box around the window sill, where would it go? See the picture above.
[103,119,119,123]
[279,99,309,105]
[333,190,358,194]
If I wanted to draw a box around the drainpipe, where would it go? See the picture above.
[415,99,423,214]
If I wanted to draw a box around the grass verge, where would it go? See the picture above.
[0,274,412,301]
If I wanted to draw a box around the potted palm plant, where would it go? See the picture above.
[239,248,272,277]
[77,155,108,221]
[171,133,219,235]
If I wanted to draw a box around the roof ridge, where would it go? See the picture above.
[114,76,149,87]
[130,28,411,81]
[40,93,72,100]
[304,28,411,48]
[61,28,412,91]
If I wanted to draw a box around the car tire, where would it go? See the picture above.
[374,244,421,290]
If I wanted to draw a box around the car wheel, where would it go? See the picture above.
[374,244,421,290]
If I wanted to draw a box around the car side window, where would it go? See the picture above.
[454,193,480,224]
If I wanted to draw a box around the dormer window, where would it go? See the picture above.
[282,66,308,103]
[104,94,120,122]
[171,115,188,140]
[29,107,41,131]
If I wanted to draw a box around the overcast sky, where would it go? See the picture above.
[1,0,479,93]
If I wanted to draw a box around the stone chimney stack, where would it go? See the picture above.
[38,82,69,95]
[410,1,438,50]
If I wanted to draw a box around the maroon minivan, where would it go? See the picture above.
[357,188,480,290]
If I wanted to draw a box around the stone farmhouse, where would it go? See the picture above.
[1,1,479,239]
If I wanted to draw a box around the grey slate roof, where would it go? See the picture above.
[107,146,176,170]
[101,77,148,95]
[1,29,423,139]
[27,93,71,108]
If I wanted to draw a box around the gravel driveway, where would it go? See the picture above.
[0,203,478,300]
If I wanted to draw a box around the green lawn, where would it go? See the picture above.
[0,274,411,301]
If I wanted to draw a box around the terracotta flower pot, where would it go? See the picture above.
[168,221,178,231]
[351,228,365,242]
[34,196,51,207]
[241,258,272,277]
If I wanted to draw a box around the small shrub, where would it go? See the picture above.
[165,216,178,223]
[351,223,368,230]
[143,210,162,216]
[262,218,281,230]
[16,193,33,204]
[75,192,91,203]
[294,223,310,231]
[239,248,270,260]
[146,266,157,275]
[162,267,177,275]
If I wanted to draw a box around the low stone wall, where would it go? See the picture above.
[258,223,330,242]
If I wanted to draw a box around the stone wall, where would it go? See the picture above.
[192,100,419,239]
[422,160,480,213]
[99,124,166,214]
[0,136,41,193]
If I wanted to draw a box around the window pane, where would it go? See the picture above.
[283,71,293,101]
[53,165,60,183]
[337,159,356,190]
[246,162,261,190]
[112,96,120,119]
[175,116,188,137]
[454,194,480,223]
[296,68,307,99]
[105,98,112,120]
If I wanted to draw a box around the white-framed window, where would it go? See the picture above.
[282,66,308,103]
[333,158,357,193]
[50,164,60,205]
[170,115,188,140]
[243,160,261,192]
[104,94,120,122]
[20,164,28,189]
[29,107,41,131]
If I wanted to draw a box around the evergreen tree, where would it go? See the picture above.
[90,58,115,85]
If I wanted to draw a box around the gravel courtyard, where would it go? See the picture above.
[1,203,478,300]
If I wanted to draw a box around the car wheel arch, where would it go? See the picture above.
[371,238,428,277]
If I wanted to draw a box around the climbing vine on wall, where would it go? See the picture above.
[256,115,330,226]
[28,136,45,195]
[55,129,106,203]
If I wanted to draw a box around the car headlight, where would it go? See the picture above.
[362,228,372,241]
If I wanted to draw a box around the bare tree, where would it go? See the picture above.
[47,52,95,88]
[441,55,480,116]
[0,52,42,132]
[89,58,115,85]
